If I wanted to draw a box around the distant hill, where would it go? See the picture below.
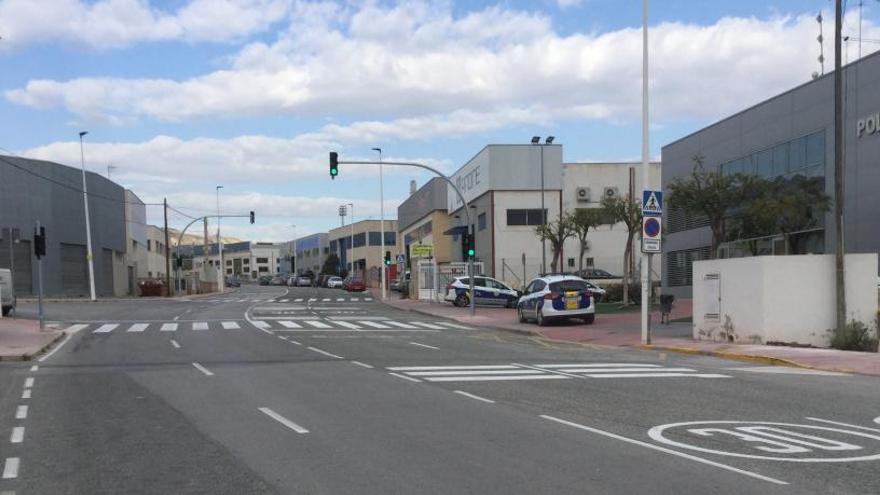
[166,227,242,247]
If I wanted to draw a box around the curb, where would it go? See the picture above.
[640,344,867,376]
[0,331,65,362]
[371,296,539,336]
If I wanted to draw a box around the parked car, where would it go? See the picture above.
[516,274,595,325]
[391,272,411,292]
[326,276,344,288]
[577,268,618,280]
[269,276,286,286]
[258,275,271,286]
[225,277,241,288]
[0,268,15,316]
[444,276,520,308]
[344,278,366,292]
[583,280,606,302]
[296,276,312,287]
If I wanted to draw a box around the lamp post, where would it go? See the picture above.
[372,147,386,299]
[78,131,97,301]
[216,185,224,293]
[348,202,355,277]
[291,224,297,275]
[531,136,554,274]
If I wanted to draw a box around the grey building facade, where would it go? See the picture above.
[0,155,126,297]
[662,51,880,298]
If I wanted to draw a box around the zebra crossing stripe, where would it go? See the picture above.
[333,320,361,330]
[279,299,290,302]
[364,298,373,301]
[409,322,446,330]
[336,298,345,301]
[127,323,149,333]
[192,322,209,331]
[278,321,301,328]
[426,375,568,382]
[64,324,89,333]
[160,323,178,332]
[588,373,730,379]
[384,321,417,329]
[252,321,271,329]
[433,322,474,330]
[322,298,330,301]
[222,321,240,329]
[350,297,359,302]
[359,320,391,329]
[93,324,118,333]
[303,320,332,329]
[294,298,303,302]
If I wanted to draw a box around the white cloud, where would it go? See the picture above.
[556,0,583,8]
[0,0,291,49]
[7,3,874,130]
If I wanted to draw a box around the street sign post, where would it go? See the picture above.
[642,216,662,253]
[395,254,406,263]
[642,190,662,216]
[641,188,662,345]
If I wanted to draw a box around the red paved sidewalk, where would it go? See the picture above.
[371,289,880,376]
[0,317,64,360]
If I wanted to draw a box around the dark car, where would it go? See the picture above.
[577,268,619,280]
[225,277,241,288]
[344,278,366,292]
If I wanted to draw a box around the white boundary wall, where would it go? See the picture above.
[693,254,878,347]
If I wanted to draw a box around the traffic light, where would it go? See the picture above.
[460,233,475,260]
[33,226,46,258]
[329,151,339,179]
[384,251,392,266]
[249,211,255,224]
[467,235,475,258]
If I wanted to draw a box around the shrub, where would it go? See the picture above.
[828,319,879,352]
[601,283,641,304]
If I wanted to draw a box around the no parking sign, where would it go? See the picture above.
[642,216,661,253]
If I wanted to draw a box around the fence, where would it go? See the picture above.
[415,260,484,302]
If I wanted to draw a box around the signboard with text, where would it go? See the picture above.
[411,244,434,257]
[642,216,662,253]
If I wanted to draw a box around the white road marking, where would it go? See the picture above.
[20,390,30,399]
[29,365,37,372]
[567,367,697,374]
[303,320,332,329]
[409,342,440,350]
[409,322,446,330]
[307,346,343,359]
[160,323,178,332]
[389,365,519,371]
[294,298,303,302]
[336,298,345,301]
[384,321,417,329]
[93,324,118,333]
[409,370,546,377]
[221,321,240,329]
[15,406,27,420]
[10,427,24,443]
[729,366,850,376]
[388,372,422,383]
[351,361,374,369]
[23,378,34,388]
[433,322,474,330]
[308,298,317,302]
[170,340,181,349]
[589,373,730,378]
[364,298,373,301]
[38,332,73,362]
[537,363,662,368]
[278,321,302,328]
[322,298,330,301]
[454,390,495,403]
[350,297,359,302]
[126,323,149,333]
[875,417,880,426]
[279,299,290,302]
[63,324,88,333]
[806,417,880,433]
[258,407,309,434]
[512,363,584,378]
[542,415,788,485]
[288,339,303,346]
[426,375,568,382]
[2,458,19,479]
[192,362,214,376]
[192,322,209,331]
[251,321,271,329]
[359,320,391,329]
[333,320,361,330]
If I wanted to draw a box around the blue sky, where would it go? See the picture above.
[1,0,877,241]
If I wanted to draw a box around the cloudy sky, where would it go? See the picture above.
[1,0,877,241]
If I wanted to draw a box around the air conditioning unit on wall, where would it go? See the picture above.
[603,186,620,200]
[575,187,591,202]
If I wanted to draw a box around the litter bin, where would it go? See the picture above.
[659,294,675,324]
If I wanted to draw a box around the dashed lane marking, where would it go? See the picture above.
[192,362,214,376]
[388,372,421,383]
[351,361,374,369]
[409,342,440,350]
[10,427,24,444]
[2,458,19,479]
[258,407,309,434]
[307,346,343,359]
[454,390,495,403]
[23,378,33,388]
[170,340,181,349]
[15,406,27,420]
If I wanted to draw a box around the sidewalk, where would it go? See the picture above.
[371,289,880,376]
[0,317,64,361]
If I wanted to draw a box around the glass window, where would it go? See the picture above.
[527,209,546,225]
[368,232,381,245]
[806,131,825,168]
[740,154,755,175]
[329,240,338,252]
[756,150,773,178]
[384,232,396,245]
[507,209,528,225]
[586,257,594,267]
[550,280,589,292]
[567,257,575,268]
[533,280,546,292]
[147,240,152,251]
[256,257,268,263]
[226,260,232,266]
[772,142,789,176]
[789,136,806,171]
[459,277,470,286]
[478,213,487,231]
[473,277,487,287]
[353,232,366,248]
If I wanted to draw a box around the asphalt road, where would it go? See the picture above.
[1,284,879,494]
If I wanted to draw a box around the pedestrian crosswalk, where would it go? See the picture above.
[199,297,374,303]
[387,363,731,382]
[71,319,471,334]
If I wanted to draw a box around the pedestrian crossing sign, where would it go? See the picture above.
[642,190,662,216]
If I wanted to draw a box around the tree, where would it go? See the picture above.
[535,215,575,273]
[601,193,643,305]
[754,175,831,254]
[321,253,340,276]
[569,208,610,273]
[667,155,751,258]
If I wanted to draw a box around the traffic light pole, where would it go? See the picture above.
[336,159,476,316]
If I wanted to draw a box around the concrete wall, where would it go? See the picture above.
[693,254,878,347]
[491,190,562,286]
[398,178,447,231]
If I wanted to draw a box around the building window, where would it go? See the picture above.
[323,247,329,254]
[330,240,338,252]
[226,269,232,275]
[148,271,152,278]
[226,260,232,266]
[243,258,250,265]
[666,246,711,287]
[256,257,269,263]
[567,258,574,268]
[147,240,152,251]
[276,258,280,264]
[258,266,269,272]
[506,209,546,226]
[586,257,594,267]
[353,232,366,248]
[478,213,487,231]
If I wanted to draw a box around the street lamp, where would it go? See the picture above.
[216,185,224,292]
[372,147,387,299]
[531,135,554,275]
[291,224,297,275]
[348,202,355,277]
[78,131,97,301]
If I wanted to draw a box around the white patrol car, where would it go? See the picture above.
[516,274,595,326]
[444,276,520,308]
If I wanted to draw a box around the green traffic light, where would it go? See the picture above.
[467,249,475,257]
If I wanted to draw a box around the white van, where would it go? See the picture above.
[0,269,14,316]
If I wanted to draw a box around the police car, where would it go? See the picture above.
[444,276,520,308]
[516,274,595,326]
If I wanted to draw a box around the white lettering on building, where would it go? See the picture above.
[857,113,880,138]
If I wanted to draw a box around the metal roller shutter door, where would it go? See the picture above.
[60,243,89,296]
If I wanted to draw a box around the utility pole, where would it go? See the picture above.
[640,0,652,345]
[78,131,97,301]
[373,147,387,299]
[163,198,172,296]
[834,0,847,334]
